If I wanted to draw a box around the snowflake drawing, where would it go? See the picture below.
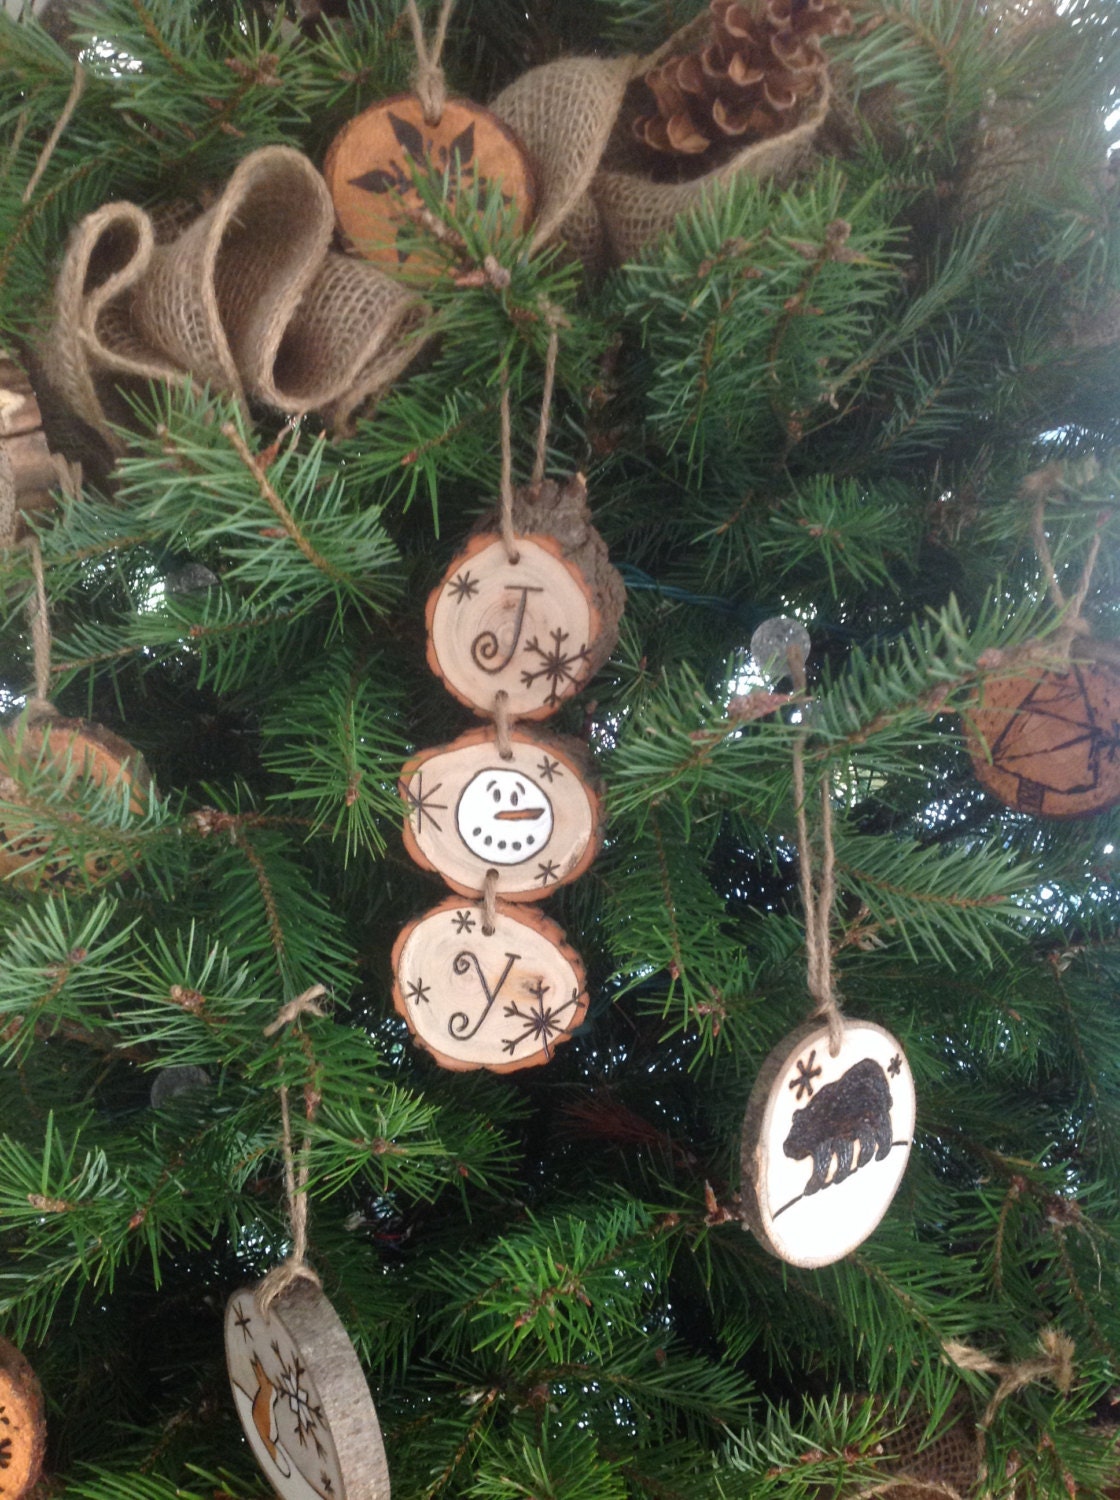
[404,772,447,835]
[521,629,592,706]
[447,569,480,605]
[272,1343,326,1458]
[888,1054,902,1078]
[452,909,476,934]
[535,859,560,886]
[789,1049,823,1101]
[536,755,561,783]
[501,979,578,1059]
[405,977,431,1007]
[233,1303,253,1341]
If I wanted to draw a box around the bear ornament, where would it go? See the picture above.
[740,1020,915,1268]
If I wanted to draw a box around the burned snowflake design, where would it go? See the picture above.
[452,909,476,934]
[447,569,480,605]
[789,1049,823,1101]
[888,1054,902,1078]
[233,1303,253,1341]
[521,628,593,707]
[405,977,431,1007]
[404,771,447,835]
[536,755,561,783]
[501,979,579,1059]
[272,1342,327,1458]
[535,859,560,886]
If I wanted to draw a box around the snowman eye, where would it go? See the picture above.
[492,789,501,803]
[510,791,519,807]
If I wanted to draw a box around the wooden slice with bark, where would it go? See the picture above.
[400,726,602,901]
[0,353,65,530]
[426,475,624,720]
[740,1019,914,1268]
[0,1336,47,1500]
[391,895,588,1072]
[225,1280,390,1500]
[965,659,1120,818]
[0,716,150,889]
[324,94,534,274]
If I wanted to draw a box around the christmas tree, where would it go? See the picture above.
[2,0,1120,1495]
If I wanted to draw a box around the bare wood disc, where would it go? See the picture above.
[0,1335,46,1500]
[0,717,150,890]
[391,896,588,1072]
[323,94,534,273]
[740,1020,914,1269]
[400,727,602,901]
[226,1280,390,1500]
[965,660,1120,818]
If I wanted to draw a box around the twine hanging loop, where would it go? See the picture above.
[256,985,328,1313]
[1028,482,1101,664]
[404,0,457,126]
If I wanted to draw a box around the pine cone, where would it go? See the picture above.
[634,0,851,158]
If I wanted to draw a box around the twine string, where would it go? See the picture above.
[530,306,566,493]
[789,644,843,1056]
[404,0,456,126]
[481,867,499,935]
[256,986,328,1313]
[1030,493,1099,658]
[498,368,519,565]
[493,688,514,760]
[22,64,85,205]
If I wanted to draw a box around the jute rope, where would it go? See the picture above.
[855,1331,1076,1499]
[481,867,499,936]
[493,688,513,760]
[1030,491,1100,660]
[404,0,457,126]
[530,307,566,493]
[787,642,843,1055]
[256,984,328,1313]
[22,63,85,205]
[23,534,54,719]
[498,369,519,565]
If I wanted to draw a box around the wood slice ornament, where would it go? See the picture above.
[400,726,602,900]
[324,95,534,274]
[426,475,624,721]
[740,1020,915,1268]
[965,660,1120,818]
[0,352,63,529]
[0,1336,46,1500]
[392,895,588,1072]
[0,716,149,889]
[226,1280,390,1500]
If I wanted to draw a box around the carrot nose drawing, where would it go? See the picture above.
[494,807,544,821]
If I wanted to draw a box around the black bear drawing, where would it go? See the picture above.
[783,1057,894,1196]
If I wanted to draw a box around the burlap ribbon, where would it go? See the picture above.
[41,147,427,447]
[491,14,831,271]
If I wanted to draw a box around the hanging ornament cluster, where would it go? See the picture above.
[0,1335,47,1500]
[392,363,624,1072]
[964,483,1120,820]
[0,350,73,530]
[738,619,914,1267]
[225,989,391,1500]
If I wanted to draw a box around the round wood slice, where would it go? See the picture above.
[323,94,534,274]
[740,1019,915,1269]
[400,726,602,901]
[391,895,588,1072]
[426,476,624,721]
[0,1336,46,1500]
[965,660,1120,818]
[0,716,150,890]
[226,1280,390,1500]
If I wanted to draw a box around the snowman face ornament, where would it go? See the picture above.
[457,767,554,864]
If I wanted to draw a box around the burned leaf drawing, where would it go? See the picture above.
[389,111,427,160]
